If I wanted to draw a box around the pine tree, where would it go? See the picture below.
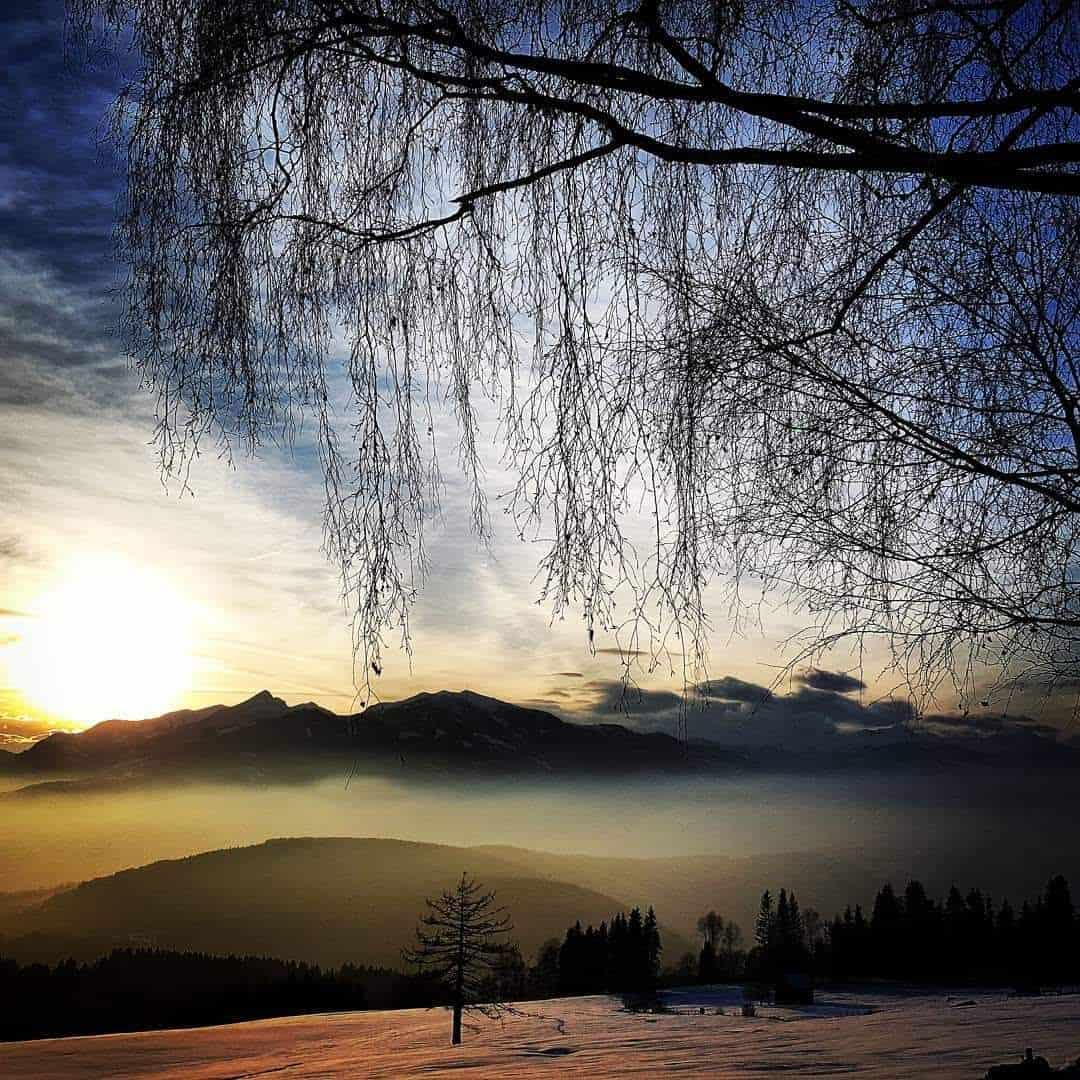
[403,873,513,1046]
[627,907,646,991]
[608,912,628,991]
[644,907,662,988]
[788,892,805,951]
[755,891,775,951]
[776,890,791,951]
[559,921,585,994]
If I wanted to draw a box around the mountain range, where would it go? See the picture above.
[3,687,1077,795]
[0,690,731,788]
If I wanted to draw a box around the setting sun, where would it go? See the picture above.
[8,556,195,728]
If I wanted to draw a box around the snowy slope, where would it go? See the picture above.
[2,987,1078,1078]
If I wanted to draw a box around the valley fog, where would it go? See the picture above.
[1,769,1073,904]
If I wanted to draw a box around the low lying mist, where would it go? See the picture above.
[2,768,1074,905]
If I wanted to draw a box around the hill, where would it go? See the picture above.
[1,837,694,968]
[6,834,1074,976]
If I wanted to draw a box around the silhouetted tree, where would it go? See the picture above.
[0,949,418,1041]
[555,906,663,995]
[824,874,1080,987]
[529,939,561,999]
[698,939,717,984]
[871,883,903,973]
[644,907,662,988]
[697,910,722,983]
[697,911,724,949]
[748,887,811,985]
[720,920,743,957]
[70,0,1080,700]
[557,921,586,995]
[403,873,513,1045]
[755,891,775,952]
[1035,875,1077,984]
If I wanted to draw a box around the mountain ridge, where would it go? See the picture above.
[7,687,1075,795]
[0,835,696,968]
[6,689,725,786]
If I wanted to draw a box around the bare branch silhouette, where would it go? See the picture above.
[70,0,1079,708]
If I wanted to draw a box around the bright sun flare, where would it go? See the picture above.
[9,557,195,728]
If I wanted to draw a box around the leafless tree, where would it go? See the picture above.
[403,872,513,1045]
[697,909,724,947]
[69,0,1079,711]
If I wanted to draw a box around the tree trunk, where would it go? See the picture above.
[452,889,465,1045]
[451,1000,462,1045]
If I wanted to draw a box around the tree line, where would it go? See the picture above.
[687,874,1079,991]
[539,907,663,997]
[0,948,442,1042]
[0,894,667,1043]
[6,874,1076,1043]
[828,874,1078,987]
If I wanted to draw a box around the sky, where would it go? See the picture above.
[0,0,1074,754]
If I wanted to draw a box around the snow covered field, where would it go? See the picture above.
[2,987,1078,1078]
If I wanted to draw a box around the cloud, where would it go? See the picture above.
[0,703,75,746]
[793,668,867,694]
[594,648,648,658]
[552,667,1063,764]
[922,711,1063,740]
[570,679,684,717]
[550,671,584,678]
[0,536,33,566]
[695,676,773,705]
[864,698,916,724]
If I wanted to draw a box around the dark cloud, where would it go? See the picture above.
[535,687,579,701]
[550,671,584,678]
[793,668,867,694]
[567,669,1064,763]
[0,4,129,289]
[579,679,683,717]
[922,711,1062,740]
[0,4,148,420]
[865,698,916,724]
[695,676,773,705]
[594,648,648,658]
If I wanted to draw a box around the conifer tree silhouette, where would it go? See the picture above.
[403,873,513,1046]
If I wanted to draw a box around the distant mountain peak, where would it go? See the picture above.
[244,690,287,708]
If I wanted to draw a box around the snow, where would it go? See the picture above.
[2,987,1078,1078]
